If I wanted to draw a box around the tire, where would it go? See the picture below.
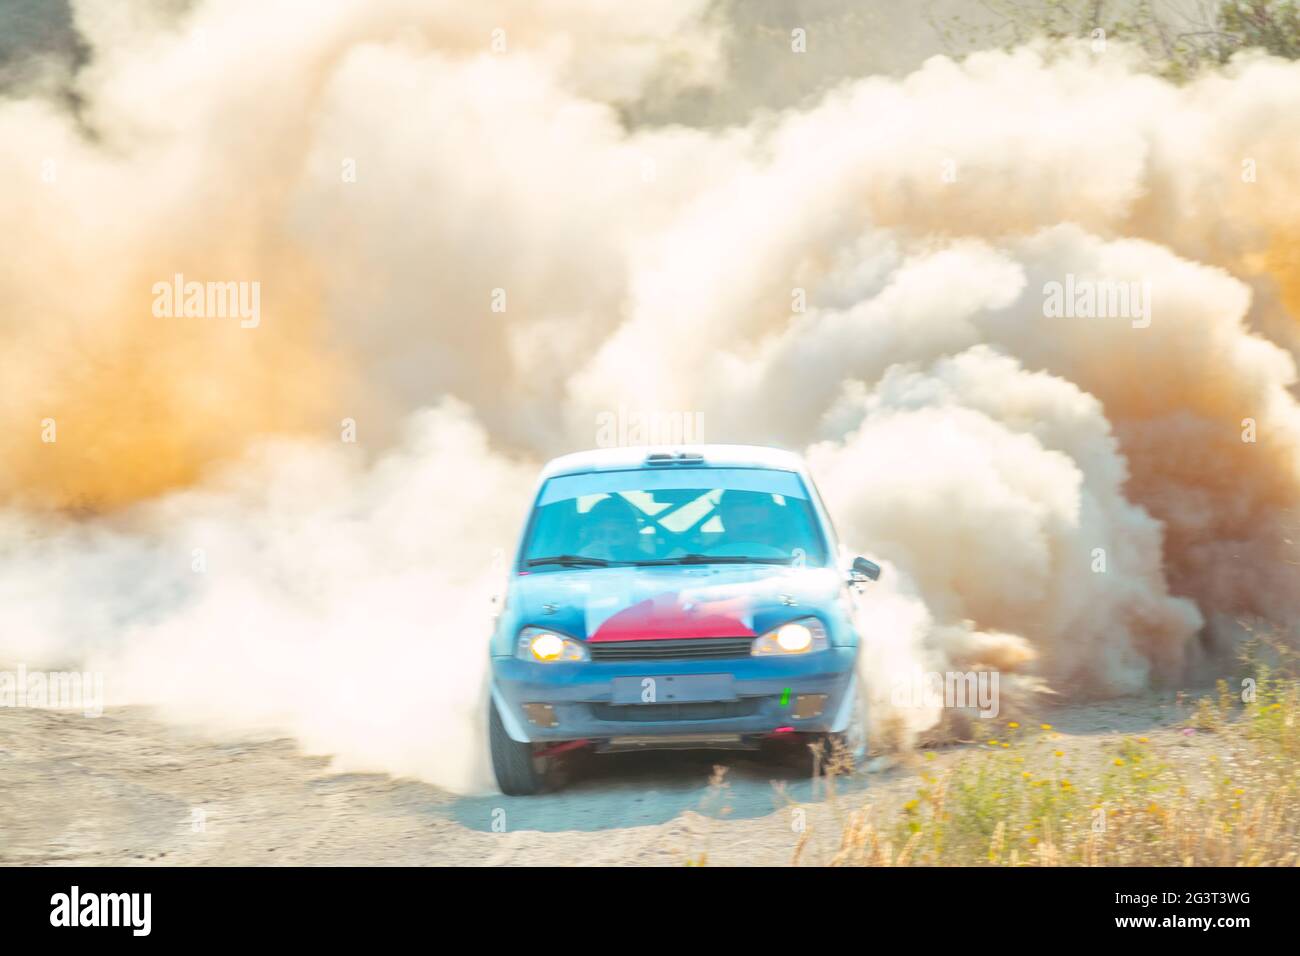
[761,733,839,776]
[807,733,854,776]
[489,698,550,796]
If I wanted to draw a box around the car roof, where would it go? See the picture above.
[538,444,807,480]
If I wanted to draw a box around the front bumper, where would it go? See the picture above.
[491,647,857,743]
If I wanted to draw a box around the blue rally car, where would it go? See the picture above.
[488,445,879,794]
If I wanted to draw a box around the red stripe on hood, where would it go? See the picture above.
[590,593,756,642]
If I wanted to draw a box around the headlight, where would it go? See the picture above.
[751,617,828,656]
[517,626,589,663]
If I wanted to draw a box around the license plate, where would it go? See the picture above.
[610,674,735,705]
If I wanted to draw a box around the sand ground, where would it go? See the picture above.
[0,693,1213,866]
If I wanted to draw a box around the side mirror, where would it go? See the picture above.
[849,556,881,584]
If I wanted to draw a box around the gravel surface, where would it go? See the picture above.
[0,695,1196,866]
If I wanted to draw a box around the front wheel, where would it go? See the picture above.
[489,699,550,795]
[761,733,846,776]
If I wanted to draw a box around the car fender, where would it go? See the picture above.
[828,669,861,735]
[490,681,533,743]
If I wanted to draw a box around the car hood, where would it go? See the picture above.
[508,563,845,641]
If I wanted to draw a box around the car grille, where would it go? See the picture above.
[590,700,761,722]
[588,637,754,662]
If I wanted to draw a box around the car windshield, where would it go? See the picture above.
[522,467,829,569]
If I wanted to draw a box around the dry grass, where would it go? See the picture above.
[805,667,1300,866]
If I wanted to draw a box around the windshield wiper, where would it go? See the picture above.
[525,554,618,568]
[634,554,795,566]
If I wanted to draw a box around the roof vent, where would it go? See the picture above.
[644,451,705,466]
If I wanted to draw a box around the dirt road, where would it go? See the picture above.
[0,696,1194,866]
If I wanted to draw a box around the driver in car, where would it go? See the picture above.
[714,490,783,556]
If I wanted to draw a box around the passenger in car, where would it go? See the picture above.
[576,495,644,561]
